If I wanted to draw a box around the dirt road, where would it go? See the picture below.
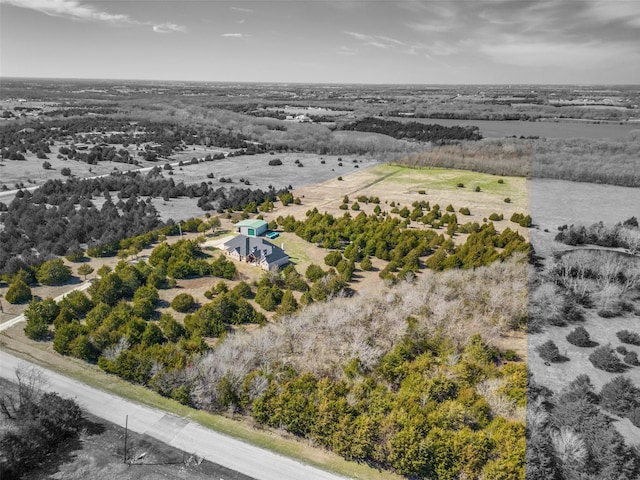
[0,350,348,480]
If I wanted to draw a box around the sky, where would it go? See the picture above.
[1,0,640,84]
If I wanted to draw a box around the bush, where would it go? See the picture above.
[61,167,71,176]
[171,293,196,313]
[475,186,481,192]
[504,197,511,203]
[589,345,626,372]
[459,207,471,215]
[498,179,504,184]
[5,279,32,304]
[305,264,326,282]
[456,183,464,188]
[268,159,283,166]
[488,213,503,221]
[616,330,640,346]
[599,376,640,416]
[624,351,640,366]
[36,258,72,286]
[566,326,593,347]
[324,250,343,267]
[42,161,52,169]
[536,340,562,362]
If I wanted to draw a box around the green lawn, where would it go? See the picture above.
[373,163,524,196]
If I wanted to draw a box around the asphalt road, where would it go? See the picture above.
[0,350,348,480]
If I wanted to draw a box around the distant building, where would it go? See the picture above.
[235,219,268,237]
[223,235,289,271]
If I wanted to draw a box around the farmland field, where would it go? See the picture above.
[387,116,640,140]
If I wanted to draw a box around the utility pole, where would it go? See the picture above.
[124,415,128,464]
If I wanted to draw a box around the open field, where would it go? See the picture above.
[282,163,530,239]
[387,116,640,140]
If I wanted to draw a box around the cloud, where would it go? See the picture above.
[230,6,254,14]
[344,31,405,49]
[2,0,186,33]
[153,23,186,34]
[221,33,245,38]
[336,45,357,56]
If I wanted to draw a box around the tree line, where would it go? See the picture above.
[340,117,482,143]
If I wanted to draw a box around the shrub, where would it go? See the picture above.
[616,345,629,355]
[418,190,426,194]
[337,176,343,181]
[599,376,640,416]
[589,345,626,372]
[360,255,373,271]
[42,161,51,169]
[324,250,343,267]
[616,330,640,346]
[36,258,72,286]
[498,179,504,184]
[536,340,562,362]
[61,167,71,176]
[475,186,481,192]
[5,279,32,304]
[457,183,464,188]
[504,197,511,203]
[624,351,639,366]
[566,326,593,347]
[351,202,360,211]
[268,159,283,166]
[488,213,503,221]
[459,207,471,216]
[171,293,196,313]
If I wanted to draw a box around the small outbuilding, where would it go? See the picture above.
[235,219,268,237]
[223,235,289,271]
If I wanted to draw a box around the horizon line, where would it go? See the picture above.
[2,76,639,88]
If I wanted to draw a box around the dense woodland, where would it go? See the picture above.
[22,244,530,478]
[340,117,483,143]
[0,172,289,275]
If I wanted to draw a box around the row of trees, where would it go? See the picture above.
[340,117,482,143]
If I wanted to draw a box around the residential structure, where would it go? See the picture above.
[223,234,289,271]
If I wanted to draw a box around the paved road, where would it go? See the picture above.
[0,351,349,480]
[0,281,93,332]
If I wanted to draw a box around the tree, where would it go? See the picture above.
[276,290,298,316]
[61,167,71,176]
[24,315,49,340]
[600,376,640,417]
[5,279,31,304]
[171,293,196,313]
[566,326,594,347]
[42,161,51,169]
[36,258,72,286]
[360,255,373,271]
[589,345,626,372]
[536,340,562,362]
[77,264,94,280]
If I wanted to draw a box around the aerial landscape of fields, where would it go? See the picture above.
[1,1,639,480]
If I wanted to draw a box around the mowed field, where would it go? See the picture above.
[282,163,530,240]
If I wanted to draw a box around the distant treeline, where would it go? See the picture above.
[396,134,640,187]
[0,170,289,274]
[398,140,531,177]
[340,117,482,143]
